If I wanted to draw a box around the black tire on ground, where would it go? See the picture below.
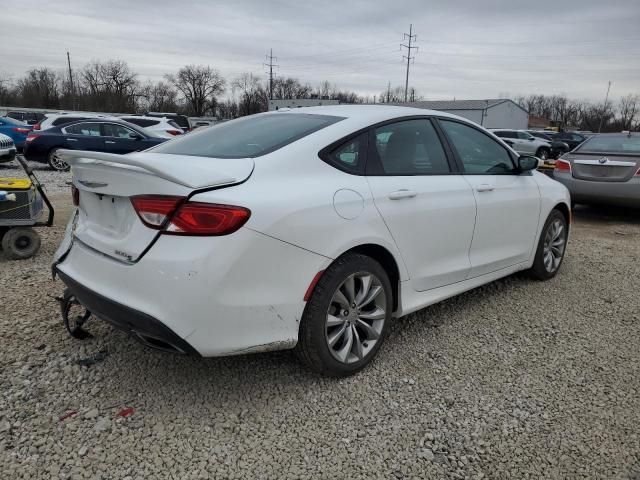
[536,147,550,161]
[528,209,568,281]
[47,147,69,171]
[1,227,41,260]
[295,253,393,377]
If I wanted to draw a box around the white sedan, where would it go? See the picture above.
[53,106,570,376]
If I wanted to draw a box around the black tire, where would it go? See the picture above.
[1,227,41,260]
[295,253,393,377]
[47,147,69,171]
[536,147,550,161]
[528,209,568,281]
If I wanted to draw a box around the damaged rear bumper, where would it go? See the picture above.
[56,268,200,355]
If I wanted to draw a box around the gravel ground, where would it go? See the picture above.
[0,191,639,479]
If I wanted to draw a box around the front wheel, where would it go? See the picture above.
[528,209,568,280]
[295,253,393,377]
[48,148,69,171]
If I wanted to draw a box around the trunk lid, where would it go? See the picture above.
[567,152,640,182]
[61,150,254,261]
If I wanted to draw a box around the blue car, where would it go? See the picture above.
[23,119,169,171]
[0,116,33,151]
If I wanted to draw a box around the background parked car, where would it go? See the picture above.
[554,133,640,208]
[24,119,168,171]
[119,116,184,137]
[552,131,588,150]
[526,130,570,158]
[6,111,45,126]
[35,113,121,131]
[144,112,191,133]
[0,133,16,163]
[0,116,32,151]
[491,129,553,160]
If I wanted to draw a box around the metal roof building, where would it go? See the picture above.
[389,99,529,129]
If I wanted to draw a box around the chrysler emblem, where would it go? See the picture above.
[598,157,609,164]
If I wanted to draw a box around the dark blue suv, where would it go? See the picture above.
[23,119,169,171]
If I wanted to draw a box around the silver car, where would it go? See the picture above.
[554,133,640,208]
[491,129,553,160]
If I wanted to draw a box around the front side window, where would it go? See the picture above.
[102,124,136,138]
[517,131,533,140]
[65,122,101,136]
[439,120,515,174]
[151,113,343,159]
[372,119,450,175]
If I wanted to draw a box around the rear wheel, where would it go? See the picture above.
[48,148,69,171]
[528,209,567,280]
[536,147,550,161]
[296,253,392,377]
[1,227,41,260]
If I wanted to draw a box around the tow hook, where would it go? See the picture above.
[56,288,93,340]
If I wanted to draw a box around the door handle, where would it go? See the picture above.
[105,140,116,144]
[388,189,417,200]
[66,138,77,142]
[476,184,494,192]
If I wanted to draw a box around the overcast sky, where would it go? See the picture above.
[3,0,640,102]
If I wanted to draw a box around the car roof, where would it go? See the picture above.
[120,115,166,121]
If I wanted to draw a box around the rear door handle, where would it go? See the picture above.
[66,138,77,142]
[475,184,494,192]
[388,189,417,200]
[105,140,116,144]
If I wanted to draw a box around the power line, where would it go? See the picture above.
[264,49,278,100]
[401,24,418,102]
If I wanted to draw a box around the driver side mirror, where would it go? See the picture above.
[529,137,535,141]
[518,155,539,172]
[129,132,143,140]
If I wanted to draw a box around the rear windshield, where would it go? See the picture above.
[576,135,640,154]
[151,113,343,158]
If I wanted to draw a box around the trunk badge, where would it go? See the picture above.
[598,157,609,164]
[78,180,109,188]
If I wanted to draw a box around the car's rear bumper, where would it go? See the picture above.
[553,172,640,207]
[57,269,200,355]
[54,227,329,356]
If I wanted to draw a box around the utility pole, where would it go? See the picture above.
[66,51,75,110]
[264,49,278,100]
[401,24,418,103]
[386,81,391,103]
[598,80,612,133]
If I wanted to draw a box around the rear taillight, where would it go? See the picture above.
[12,127,31,134]
[71,185,79,206]
[130,195,250,236]
[166,129,182,136]
[635,168,640,176]
[33,122,41,130]
[555,159,571,173]
[26,134,40,143]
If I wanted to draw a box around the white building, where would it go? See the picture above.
[390,99,529,129]
[269,99,339,111]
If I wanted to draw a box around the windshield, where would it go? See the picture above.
[576,135,640,154]
[150,113,344,158]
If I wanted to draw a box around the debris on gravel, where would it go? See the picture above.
[0,197,639,479]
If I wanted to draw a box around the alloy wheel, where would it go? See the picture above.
[325,272,387,364]
[49,150,69,171]
[543,219,566,273]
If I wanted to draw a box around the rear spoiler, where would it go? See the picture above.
[58,150,254,189]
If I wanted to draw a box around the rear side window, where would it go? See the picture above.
[321,133,368,174]
[495,131,516,139]
[124,118,158,127]
[151,113,343,159]
[66,122,102,136]
[371,119,450,175]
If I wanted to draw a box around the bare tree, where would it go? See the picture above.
[139,81,179,113]
[81,60,138,112]
[166,65,225,116]
[15,68,61,108]
[617,94,639,131]
[271,77,312,100]
[232,73,267,116]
